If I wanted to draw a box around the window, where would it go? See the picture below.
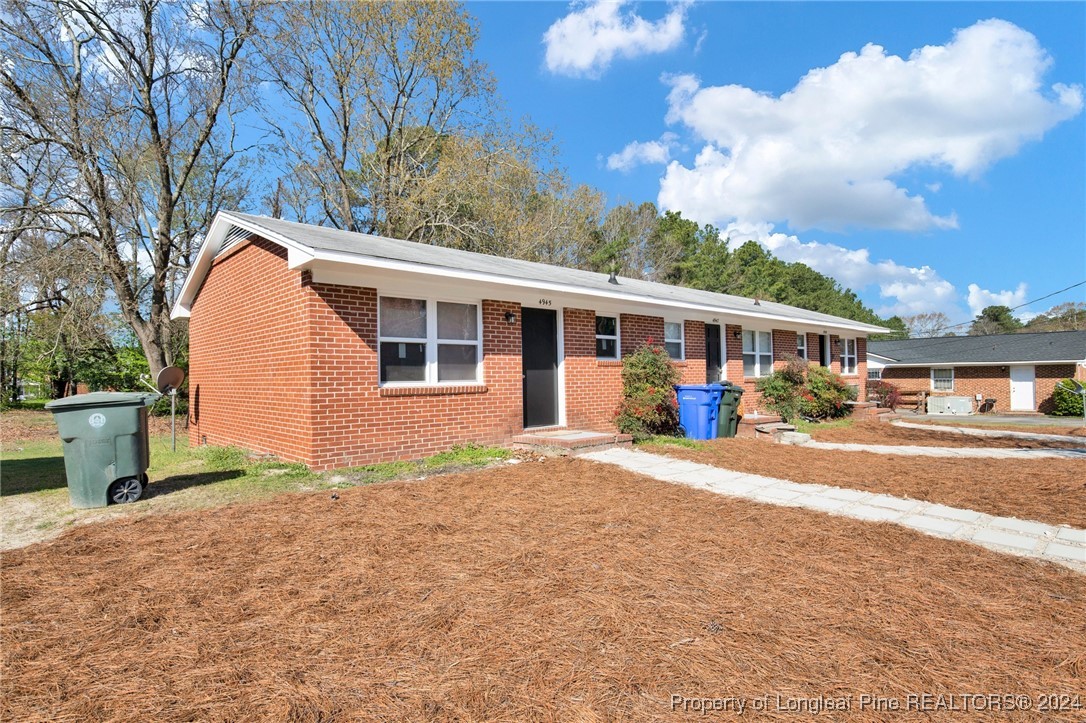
[596,315,619,359]
[742,330,773,378]
[932,368,954,392]
[795,332,807,361]
[378,297,481,384]
[664,321,684,360]
[868,368,883,381]
[840,338,857,375]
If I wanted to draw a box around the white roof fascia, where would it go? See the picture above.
[301,247,888,335]
[868,352,898,362]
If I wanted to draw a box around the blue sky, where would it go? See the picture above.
[468,1,1085,324]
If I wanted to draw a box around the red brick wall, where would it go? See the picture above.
[188,238,314,462]
[304,285,523,470]
[680,320,707,385]
[563,308,622,431]
[881,364,1075,413]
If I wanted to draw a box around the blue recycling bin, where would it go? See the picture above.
[675,384,726,440]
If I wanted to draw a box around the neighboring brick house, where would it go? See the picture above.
[173,212,885,470]
[868,331,1086,414]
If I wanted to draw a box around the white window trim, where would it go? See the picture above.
[795,332,807,361]
[840,337,858,375]
[378,296,484,386]
[931,367,954,392]
[742,329,774,378]
[868,368,883,381]
[596,314,620,360]
[664,320,685,361]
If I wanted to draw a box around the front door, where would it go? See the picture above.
[705,324,722,382]
[819,334,831,367]
[522,307,558,428]
[1009,365,1036,411]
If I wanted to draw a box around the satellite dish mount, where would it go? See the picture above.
[156,366,187,452]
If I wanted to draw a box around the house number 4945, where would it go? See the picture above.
[538,298,553,306]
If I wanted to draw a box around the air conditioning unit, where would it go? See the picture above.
[927,396,973,415]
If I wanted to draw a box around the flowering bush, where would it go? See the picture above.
[756,356,856,422]
[614,340,681,440]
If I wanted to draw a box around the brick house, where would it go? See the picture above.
[173,212,886,470]
[868,331,1086,414]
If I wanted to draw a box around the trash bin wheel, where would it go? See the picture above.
[108,477,143,505]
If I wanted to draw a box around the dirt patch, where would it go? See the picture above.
[644,438,1086,529]
[810,420,1085,449]
[3,458,1084,721]
[912,419,1086,437]
[1,409,176,444]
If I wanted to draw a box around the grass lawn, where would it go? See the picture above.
[3,458,1084,720]
[1,412,510,550]
[641,437,1086,529]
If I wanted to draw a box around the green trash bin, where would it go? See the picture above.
[717,383,745,438]
[45,392,159,508]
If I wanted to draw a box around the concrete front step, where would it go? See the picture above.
[511,429,633,455]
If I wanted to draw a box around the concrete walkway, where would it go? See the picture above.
[798,440,1086,459]
[892,419,1086,444]
[580,448,1086,573]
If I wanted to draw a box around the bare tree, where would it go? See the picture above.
[1,0,261,378]
[901,312,953,338]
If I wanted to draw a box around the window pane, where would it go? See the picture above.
[759,352,773,372]
[664,322,682,340]
[743,353,756,377]
[380,342,426,382]
[438,344,478,381]
[665,341,682,359]
[742,330,754,353]
[758,331,772,350]
[437,302,478,341]
[379,297,426,338]
[596,337,617,358]
[596,315,617,336]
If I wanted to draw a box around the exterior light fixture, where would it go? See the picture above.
[504,311,517,324]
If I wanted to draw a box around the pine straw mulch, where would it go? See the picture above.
[641,438,1086,529]
[3,458,1085,721]
[808,420,1086,449]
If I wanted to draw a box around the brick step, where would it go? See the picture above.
[511,430,633,455]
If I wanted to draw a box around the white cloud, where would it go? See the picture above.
[966,282,1029,317]
[724,221,961,318]
[606,133,677,171]
[657,19,1083,232]
[543,0,689,78]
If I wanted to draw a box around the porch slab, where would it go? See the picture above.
[511,429,633,454]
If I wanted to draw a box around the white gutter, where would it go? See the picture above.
[173,211,889,335]
[881,360,1086,368]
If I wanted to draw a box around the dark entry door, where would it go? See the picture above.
[522,308,558,428]
[819,334,831,367]
[705,324,722,383]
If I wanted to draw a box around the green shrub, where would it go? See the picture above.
[614,341,681,440]
[1052,379,1085,417]
[756,357,855,422]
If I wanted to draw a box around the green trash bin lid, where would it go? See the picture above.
[45,392,160,411]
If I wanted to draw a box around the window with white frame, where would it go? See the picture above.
[664,321,684,360]
[742,330,773,377]
[378,297,481,384]
[795,332,807,361]
[840,338,858,375]
[868,368,883,380]
[932,368,954,392]
[596,315,619,359]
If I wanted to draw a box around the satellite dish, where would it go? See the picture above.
[156,366,186,394]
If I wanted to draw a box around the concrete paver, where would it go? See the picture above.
[580,448,1086,573]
